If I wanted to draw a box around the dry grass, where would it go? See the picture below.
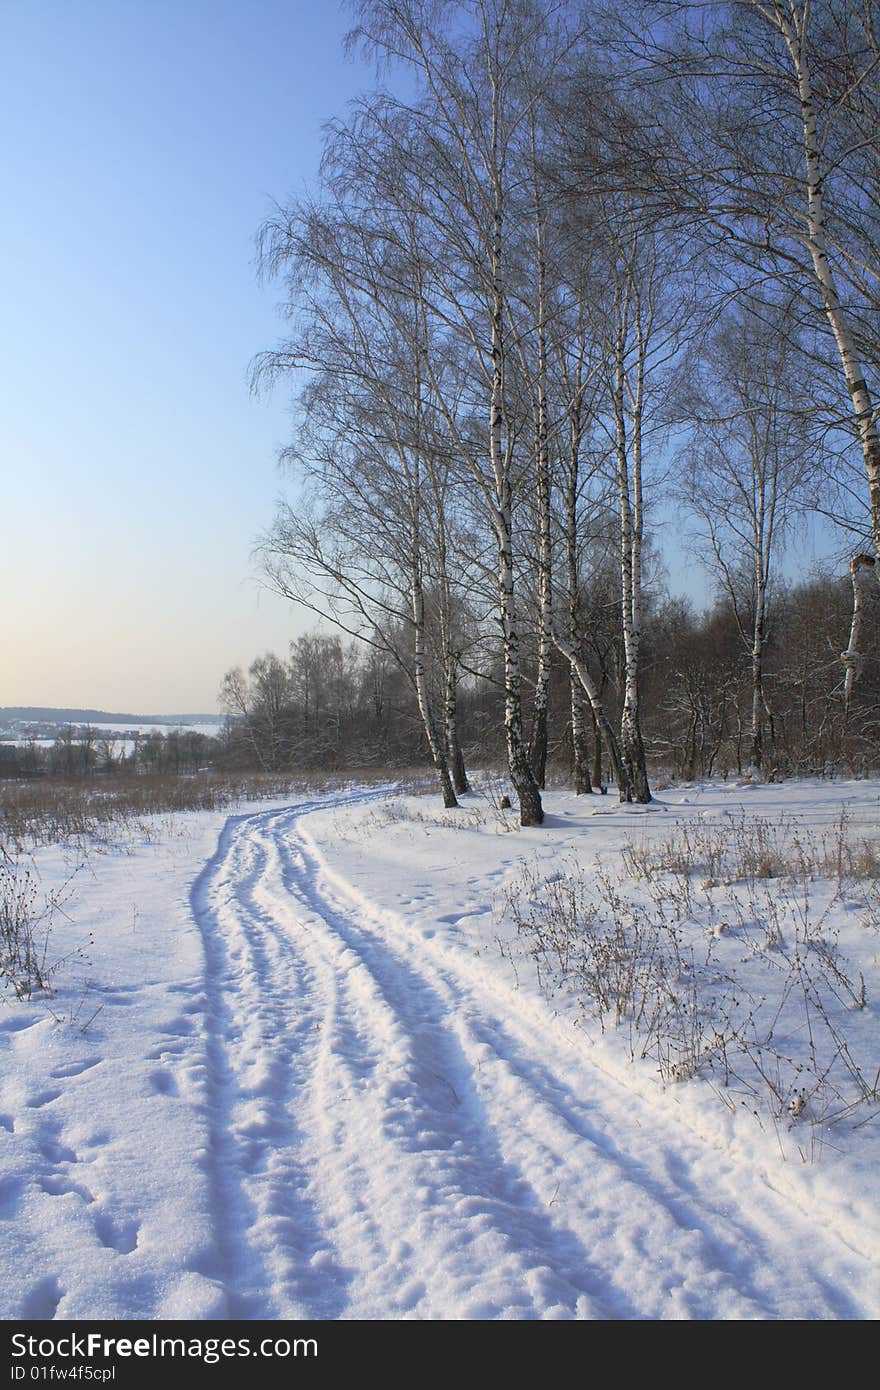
[502,813,880,1149]
[0,766,426,851]
[622,808,880,891]
[0,846,82,999]
[502,860,719,1084]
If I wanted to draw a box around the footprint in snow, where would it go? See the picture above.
[0,1176,23,1219]
[27,1089,62,1109]
[38,1174,95,1204]
[38,1136,77,1164]
[93,1210,139,1254]
[49,1058,101,1080]
[158,1016,195,1037]
[80,1130,110,1152]
[21,1276,63,1320]
[21,1273,63,1317]
[145,1040,188,1060]
[149,1070,177,1097]
[0,1016,42,1035]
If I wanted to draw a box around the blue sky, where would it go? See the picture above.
[0,1,843,715]
[1,0,376,713]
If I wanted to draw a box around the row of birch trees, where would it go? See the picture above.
[253,0,880,822]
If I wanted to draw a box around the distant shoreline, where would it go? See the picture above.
[0,706,223,726]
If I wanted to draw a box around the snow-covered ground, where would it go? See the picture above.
[1,778,878,1320]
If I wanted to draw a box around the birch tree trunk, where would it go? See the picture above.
[562,413,593,794]
[524,120,553,792]
[407,376,458,808]
[753,0,880,550]
[612,275,651,804]
[843,553,876,717]
[433,505,469,796]
[570,673,594,794]
[751,575,767,771]
[552,627,631,801]
[527,326,553,791]
[443,661,469,795]
[493,439,544,823]
[486,56,543,825]
[746,2,880,697]
[411,555,458,808]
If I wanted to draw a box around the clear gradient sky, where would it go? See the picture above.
[1,0,378,714]
[1,1,842,715]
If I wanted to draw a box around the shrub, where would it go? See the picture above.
[0,846,77,1000]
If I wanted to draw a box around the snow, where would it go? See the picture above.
[1,778,878,1320]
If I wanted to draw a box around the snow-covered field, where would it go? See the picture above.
[1,778,878,1320]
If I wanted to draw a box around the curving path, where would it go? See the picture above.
[188,792,880,1320]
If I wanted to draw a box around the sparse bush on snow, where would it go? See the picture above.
[502,813,880,1148]
[0,845,80,1000]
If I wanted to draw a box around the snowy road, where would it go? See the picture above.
[186,793,880,1320]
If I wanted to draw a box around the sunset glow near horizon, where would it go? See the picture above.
[1,0,376,714]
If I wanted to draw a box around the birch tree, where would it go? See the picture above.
[547,275,606,792]
[590,201,690,801]
[737,0,880,707]
[603,209,654,802]
[344,0,580,825]
[534,189,623,794]
[254,193,464,806]
[680,301,819,770]
[737,0,880,547]
[503,18,591,790]
[628,0,880,688]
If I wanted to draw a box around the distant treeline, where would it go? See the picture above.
[0,726,222,780]
[219,572,880,787]
[4,569,879,788]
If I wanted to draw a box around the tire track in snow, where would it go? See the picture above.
[295,807,880,1321]
[193,794,622,1317]
[262,828,623,1318]
[190,789,388,1317]
[192,791,880,1319]
[284,815,769,1319]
